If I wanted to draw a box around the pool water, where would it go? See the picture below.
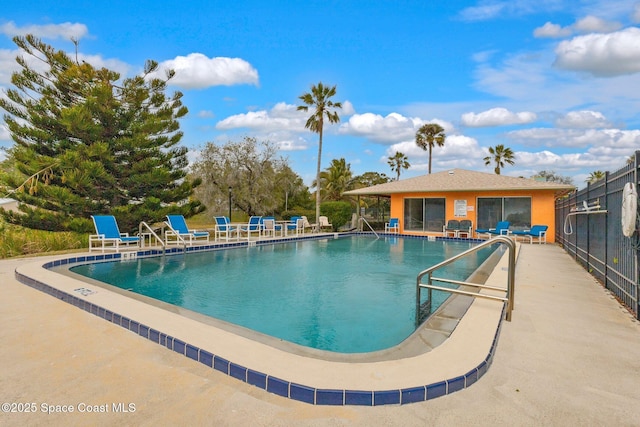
[71,236,490,353]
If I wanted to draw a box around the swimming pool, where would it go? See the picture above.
[69,235,491,353]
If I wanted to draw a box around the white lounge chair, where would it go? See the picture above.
[318,216,332,231]
[165,214,209,245]
[214,216,238,241]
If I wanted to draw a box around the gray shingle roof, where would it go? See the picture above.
[343,168,575,195]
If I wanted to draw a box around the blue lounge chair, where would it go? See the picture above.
[511,225,548,244]
[385,218,399,233]
[89,215,140,252]
[286,216,304,236]
[214,216,238,241]
[443,219,460,237]
[240,216,262,240]
[165,214,209,245]
[475,221,510,239]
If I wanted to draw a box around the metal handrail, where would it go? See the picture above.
[415,235,516,323]
[162,221,189,248]
[138,221,167,253]
[359,217,379,238]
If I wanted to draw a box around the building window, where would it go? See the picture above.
[404,198,445,232]
[477,197,531,230]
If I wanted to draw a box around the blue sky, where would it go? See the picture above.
[2,1,640,189]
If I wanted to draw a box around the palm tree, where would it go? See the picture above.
[298,82,342,225]
[586,170,606,183]
[415,123,446,174]
[387,151,410,180]
[313,158,354,201]
[484,144,515,174]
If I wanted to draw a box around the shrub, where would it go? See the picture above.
[320,201,352,231]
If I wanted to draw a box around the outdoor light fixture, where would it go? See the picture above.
[228,186,232,220]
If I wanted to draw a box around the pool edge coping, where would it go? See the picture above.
[14,233,509,406]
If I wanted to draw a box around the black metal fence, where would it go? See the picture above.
[555,150,639,320]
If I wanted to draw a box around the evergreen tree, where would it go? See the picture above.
[0,35,202,233]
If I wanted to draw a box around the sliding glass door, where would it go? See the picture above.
[404,198,445,232]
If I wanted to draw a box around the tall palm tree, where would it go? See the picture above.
[415,123,446,174]
[484,144,515,175]
[298,82,342,225]
[586,170,606,183]
[387,151,410,180]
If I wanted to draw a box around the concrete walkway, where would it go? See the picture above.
[1,244,639,426]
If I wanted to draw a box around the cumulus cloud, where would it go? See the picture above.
[573,16,622,33]
[0,123,10,141]
[150,53,259,89]
[634,3,640,23]
[534,15,622,39]
[340,112,453,144]
[216,102,306,131]
[555,110,612,128]
[0,21,89,40]
[77,53,131,78]
[534,22,572,38]
[554,27,640,76]
[507,127,640,151]
[386,134,485,172]
[461,107,537,127]
[340,100,355,115]
[0,49,19,84]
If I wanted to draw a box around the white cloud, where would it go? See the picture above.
[339,112,454,144]
[198,110,215,118]
[396,134,486,172]
[573,16,622,33]
[151,53,259,89]
[0,49,19,84]
[458,0,564,22]
[507,127,640,151]
[1,48,129,86]
[216,102,306,131]
[554,27,640,77]
[77,53,131,78]
[634,3,640,23]
[534,15,622,39]
[534,22,572,38]
[461,107,537,127]
[0,123,10,141]
[555,110,612,128]
[0,21,89,40]
[340,100,355,116]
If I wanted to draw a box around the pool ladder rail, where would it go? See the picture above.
[138,221,183,254]
[415,236,516,324]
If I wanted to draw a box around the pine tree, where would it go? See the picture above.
[0,35,203,232]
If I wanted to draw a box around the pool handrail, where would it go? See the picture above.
[139,221,169,253]
[415,235,516,324]
[359,217,379,238]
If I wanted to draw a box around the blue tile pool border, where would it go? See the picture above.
[15,233,504,406]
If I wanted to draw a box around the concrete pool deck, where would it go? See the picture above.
[1,243,639,425]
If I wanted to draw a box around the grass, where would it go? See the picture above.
[0,221,88,259]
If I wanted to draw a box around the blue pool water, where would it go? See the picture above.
[71,236,490,353]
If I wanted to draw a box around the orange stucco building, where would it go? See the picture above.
[344,169,574,243]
